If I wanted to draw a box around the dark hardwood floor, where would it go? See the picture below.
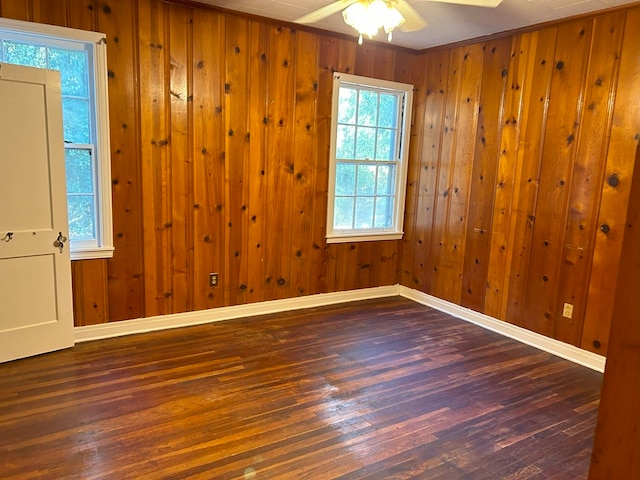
[0,297,602,479]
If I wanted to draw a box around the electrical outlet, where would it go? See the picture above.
[209,273,218,287]
[562,303,573,319]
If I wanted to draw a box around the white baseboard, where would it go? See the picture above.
[398,285,606,373]
[74,285,399,343]
[74,284,606,373]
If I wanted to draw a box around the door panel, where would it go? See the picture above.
[0,63,74,363]
[0,255,57,330]
[0,78,53,232]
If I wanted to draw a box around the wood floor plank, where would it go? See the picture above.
[0,297,602,479]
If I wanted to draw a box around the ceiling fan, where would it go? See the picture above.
[294,0,504,44]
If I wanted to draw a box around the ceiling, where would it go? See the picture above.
[196,0,636,50]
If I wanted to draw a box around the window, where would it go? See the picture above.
[327,72,413,243]
[0,17,113,260]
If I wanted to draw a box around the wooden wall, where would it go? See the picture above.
[402,6,640,356]
[1,1,638,358]
[0,0,418,324]
[588,143,640,479]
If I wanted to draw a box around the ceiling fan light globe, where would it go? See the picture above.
[343,2,379,38]
[383,6,405,33]
[343,0,406,44]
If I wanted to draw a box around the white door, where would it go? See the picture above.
[0,63,74,363]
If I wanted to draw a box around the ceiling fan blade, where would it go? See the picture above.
[294,0,358,24]
[425,0,503,7]
[396,0,428,32]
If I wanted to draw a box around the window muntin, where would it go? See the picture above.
[0,17,112,260]
[327,73,413,243]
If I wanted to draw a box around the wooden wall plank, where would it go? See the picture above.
[554,11,625,346]
[71,260,109,326]
[502,28,557,327]
[428,46,463,301]
[224,15,250,305]
[32,0,66,26]
[67,0,96,31]
[263,26,296,300]
[484,31,553,320]
[581,8,640,355]
[290,31,319,297]
[99,0,144,321]
[412,50,449,293]
[138,0,171,317]
[589,143,640,480]
[0,0,31,21]
[245,21,269,303]
[438,43,484,304]
[521,18,593,338]
[191,9,225,310]
[398,50,426,289]
[461,37,511,313]
[167,3,192,314]
[306,35,336,296]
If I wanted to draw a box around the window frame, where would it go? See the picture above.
[0,17,113,260]
[326,72,413,243]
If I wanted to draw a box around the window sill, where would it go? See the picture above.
[70,246,115,261]
[326,232,403,243]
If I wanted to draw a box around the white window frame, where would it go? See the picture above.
[327,72,413,243]
[0,17,113,260]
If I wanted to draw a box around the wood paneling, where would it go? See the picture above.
[291,31,319,297]
[224,15,250,306]
[589,144,640,479]
[245,21,269,303]
[460,37,511,313]
[580,8,640,354]
[99,0,144,322]
[191,9,225,311]
[503,28,557,328]
[0,0,413,325]
[403,7,640,355]
[555,12,625,346]
[0,0,30,21]
[411,49,450,294]
[70,259,109,326]
[1,1,638,359]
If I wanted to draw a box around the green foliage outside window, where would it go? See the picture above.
[333,86,400,231]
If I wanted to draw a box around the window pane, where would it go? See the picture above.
[334,197,354,229]
[336,162,356,195]
[376,164,396,195]
[357,90,378,126]
[48,47,88,97]
[374,197,393,228]
[62,98,91,143]
[378,94,397,128]
[65,148,94,194]
[3,40,46,67]
[355,126,376,160]
[375,129,395,160]
[68,195,96,240]
[356,164,376,195]
[329,73,413,240]
[338,87,357,124]
[355,197,374,228]
[336,125,355,159]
